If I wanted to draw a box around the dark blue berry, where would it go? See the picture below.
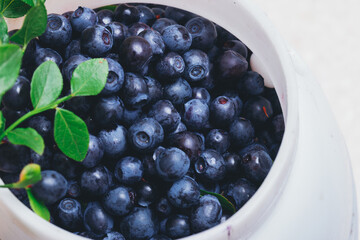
[148,100,181,133]
[237,71,264,97]
[155,52,185,81]
[100,58,125,96]
[82,134,104,168]
[105,22,128,51]
[1,107,28,128]
[115,156,144,184]
[35,48,63,68]
[103,232,126,240]
[166,214,191,238]
[151,18,176,33]
[183,99,209,131]
[39,14,72,48]
[169,121,187,136]
[128,118,164,153]
[137,5,156,25]
[81,24,113,57]
[64,40,81,60]
[195,149,226,182]
[102,186,134,216]
[32,170,68,205]
[168,131,203,162]
[120,207,158,240]
[97,9,114,25]
[114,4,140,25]
[84,202,114,236]
[30,147,52,170]
[198,181,221,194]
[80,165,111,197]
[93,96,124,129]
[226,178,257,209]
[167,176,200,208]
[128,22,151,36]
[152,8,165,19]
[156,197,172,217]
[149,235,171,240]
[161,25,192,53]
[164,7,195,25]
[182,49,209,82]
[2,76,30,110]
[65,96,93,118]
[222,40,248,59]
[243,96,273,125]
[210,96,237,128]
[66,180,81,198]
[190,195,222,233]
[136,181,156,207]
[52,152,82,179]
[263,87,282,115]
[122,107,143,127]
[144,76,163,104]
[163,78,192,106]
[98,125,128,159]
[0,143,30,173]
[56,198,83,231]
[221,90,243,116]
[206,129,230,154]
[223,152,241,174]
[71,7,98,33]
[185,17,217,51]
[121,73,149,108]
[155,147,190,182]
[138,29,165,55]
[272,114,285,142]
[192,87,210,105]
[229,117,255,148]
[217,50,248,82]
[62,54,90,82]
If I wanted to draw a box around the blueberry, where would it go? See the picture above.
[137,5,156,25]
[151,18,176,33]
[128,118,164,153]
[221,90,243,116]
[237,71,264,97]
[198,181,221,194]
[62,54,90,83]
[162,25,192,53]
[52,152,82,179]
[122,107,143,127]
[62,11,73,20]
[30,147,53,170]
[65,96,93,118]
[210,96,237,128]
[243,96,273,125]
[263,87,282,115]
[2,76,30,110]
[97,9,114,25]
[217,50,248,82]
[114,4,140,25]
[103,232,126,240]
[121,73,149,108]
[206,129,230,154]
[190,194,222,233]
[64,40,81,60]
[155,147,190,182]
[197,63,216,91]
[136,181,156,207]
[164,7,195,25]
[223,152,241,174]
[100,58,125,96]
[81,24,113,57]
[226,178,257,210]
[192,87,211,105]
[195,149,226,182]
[0,143,30,173]
[120,207,158,240]
[269,143,280,159]
[115,156,144,184]
[185,17,217,51]
[138,29,165,55]
[71,7,98,33]
[182,49,209,82]
[215,24,237,45]
[183,99,209,131]
[102,186,134,216]
[34,48,63,68]
[272,114,285,142]
[1,107,28,128]
[32,170,68,205]
[167,176,200,208]
[152,8,165,19]
[80,165,111,197]
[93,96,124,129]
[169,121,187,136]
[155,52,185,81]
[84,202,114,236]
[239,147,273,184]
[144,76,163,104]
[82,135,104,168]
[166,214,191,238]
[66,180,81,198]
[56,198,83,231]
[39,14,72,48]
[229,117,255,148]
[222,40,248,59]
[159,218,168,235]
[105,22,128,51]
[168,131,203,162]
[128,22,151,36]
[119,36,153,75]
[156,197,173,217]
[148,100,181,133]
[163,78,192,106]
[149,235,172,240]
[98,125,128,159]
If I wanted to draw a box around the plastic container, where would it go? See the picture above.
[1,0,357,239]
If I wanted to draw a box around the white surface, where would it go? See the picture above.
[252,0,360,235]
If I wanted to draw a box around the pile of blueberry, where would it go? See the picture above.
[0,3,285,240]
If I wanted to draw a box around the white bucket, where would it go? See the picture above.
[1,0,357,239]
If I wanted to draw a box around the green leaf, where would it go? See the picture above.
[54,108,89,161]
[26,188,50,221]
[0,15,9,44]
[10,3,47,46]
[71,58,108,96]
[200,189,236,213]
[0,111,5,135]
[7,128,44,155]
[0,0,31,18]
[0,44,23,96]
[31,61,63,109]
[0,163,42,188]
[21,0,36,7]
[96,5,117,11]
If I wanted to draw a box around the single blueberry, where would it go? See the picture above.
[66,180,81,198]
[30,147,53,170]
[56,198,83,231]
[98,125,128,159]
[144,76,163,104]
[84,202,114,236]
[114,156,144,184]
[217,50,248,83]
[222,40,248,59]
[272,114,285,142]
[121,72,149,108]
[183,99,209,131]
[226,178,257,210]
[2,76,30,111]
[163,78,192,106]
[64,40,81,60]
[137,5,156,25]
[152,8,165,19]
[243,96,274,125]
[168,131,203,162]
[156,197,173,217]
[151,18,176,33]
[39,14,72,48]
[164,7,195,25]
[136,181,156,207]
[148,100,181,133]
[161,24,192,53]
[182,49,209,82]
[80,165,111,197]
[229,117,255,148]
[195,149,226,182]
[81,24,113,57]
[206,129,230,154]
[138,29,165,55]
[114,4,140,25]
[128,22,151,36]
[100,58,125,96]
[97,9,114,25]
[155,52,185,81]
[93,96,124,129]
[220,90,243,117]
[71,7,98,33]
[102,186,134,216]
[105,22,128,51]
[52,152,82,179]
[185,17,217,51]
[82,134,104,168]
[167,176,200,208]
[192,87,211,105]
[223,152,241,174]
[0,143,30,173]
[237,71,264,97]
[210,96,237,128]
[122,107,143,127]
[166,214,191,238]
[34,48,63,68]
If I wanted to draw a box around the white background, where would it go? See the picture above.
[253,0,360,232]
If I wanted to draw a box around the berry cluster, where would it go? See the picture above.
[0,3,285,240]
